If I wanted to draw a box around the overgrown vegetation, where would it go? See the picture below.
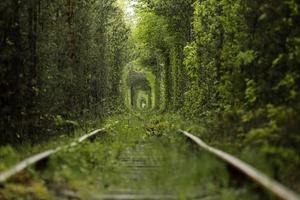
[132,0,300,191]
[0,0,129,145]
[0,114,268,199]
[1,0,300,198]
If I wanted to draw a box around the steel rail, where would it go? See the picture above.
[179,129,300,200]
[0,127,108,183]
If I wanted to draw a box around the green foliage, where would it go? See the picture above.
[1,114,264,199]
[236,50,256,66]
[245,79,257,105]
[0,146,18,171]
[0,0,129,145]
[134,0,300,189]
[1,0,300,194]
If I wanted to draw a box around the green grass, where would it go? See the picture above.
[0,112,275,199]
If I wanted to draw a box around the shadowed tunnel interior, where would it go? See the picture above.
[127,71,152,110]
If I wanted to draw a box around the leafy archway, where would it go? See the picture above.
[121,61,156,110]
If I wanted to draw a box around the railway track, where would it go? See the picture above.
[0,119,299,200]
[0,126,111,183]
[178,130,300,200]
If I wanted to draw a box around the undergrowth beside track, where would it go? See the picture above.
[0,113,281,199]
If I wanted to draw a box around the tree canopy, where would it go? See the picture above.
[1,0,300,193]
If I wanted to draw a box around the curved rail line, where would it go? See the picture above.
[0,126,111,183]
[179,129,300,200]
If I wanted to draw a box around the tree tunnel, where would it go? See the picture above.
[122,61,158,111]
[127,71,152,110]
